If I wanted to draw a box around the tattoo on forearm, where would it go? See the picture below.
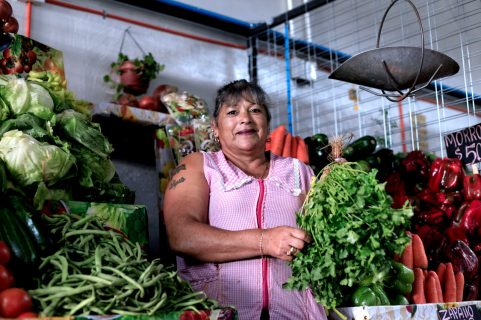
[169,176,186,190]
[170,164,186,178]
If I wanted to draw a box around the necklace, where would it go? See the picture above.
[257,161,270,179]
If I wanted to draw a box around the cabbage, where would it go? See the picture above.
[56,109,113,158]
[0,113,49,140]
[0,77,54,120]
[0,96,10,121]
[0,130,75,186]
[70,143,115,188]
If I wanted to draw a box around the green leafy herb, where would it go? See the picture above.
[284,162,412,310]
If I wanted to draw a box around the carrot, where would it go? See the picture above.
[429,271,443,303]
[412,234,428,269]
[436,263,446,286]
[296,137,309,164]
[282,133,292,158]
[443,263,457,302]
[455,272,464,302]
[412,268,426,304]
[425,273,439,303]
[291,135,298,158]
[400,237,413,269]
[270,125,286,156]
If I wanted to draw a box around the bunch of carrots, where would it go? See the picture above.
[266,125,309,164]
[399,233,464,304]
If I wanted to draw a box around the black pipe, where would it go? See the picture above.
[250,0,336,37]
[113,0,256,36]
[248,38,258,84]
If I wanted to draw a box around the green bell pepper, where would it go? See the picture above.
[389,293,410,305]
[371,285,390,305]
[389,261,415,295]
[351,285,390,306]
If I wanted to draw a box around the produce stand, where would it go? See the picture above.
[329,301,481,320]
[41,200,149,246]
[76,308,237,320]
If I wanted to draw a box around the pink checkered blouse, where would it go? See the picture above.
[176,151,327,320]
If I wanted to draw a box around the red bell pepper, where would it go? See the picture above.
[401,150,431,178]
[385,172,409,209]
[416,209,445,225]
[463,173,481,201]
[445,226,469,246]
[428,158,464,192]
[428,158,444,192]
[460,200,481,238]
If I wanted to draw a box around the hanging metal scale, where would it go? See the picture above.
[328,0,460,102]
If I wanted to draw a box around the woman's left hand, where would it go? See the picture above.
[262,226,311,261]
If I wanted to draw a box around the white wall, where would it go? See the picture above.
[11,0,284,108]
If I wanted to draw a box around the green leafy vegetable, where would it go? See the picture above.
[284,162,412,310]
[27,70,74,113]
[0,96,10,121]
[33,181,72,210]
[70,143,115,188]
[0,113,48,140]
[0,130,75,186]
[56,109,113,158]
[0,77,54,120]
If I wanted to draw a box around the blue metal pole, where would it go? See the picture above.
[284,23,293,134]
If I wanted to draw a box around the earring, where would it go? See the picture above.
[214,135,220,143]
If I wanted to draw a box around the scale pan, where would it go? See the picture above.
[328,46,459,91]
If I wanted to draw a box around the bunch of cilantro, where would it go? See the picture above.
[284,162,412,310]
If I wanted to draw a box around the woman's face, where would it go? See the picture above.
[213,97,269,154]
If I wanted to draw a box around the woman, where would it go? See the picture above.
[163,80,326,319]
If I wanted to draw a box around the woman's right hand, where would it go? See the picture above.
[263,226,311,261]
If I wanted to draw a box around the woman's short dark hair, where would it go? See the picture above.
[213,79,271,123]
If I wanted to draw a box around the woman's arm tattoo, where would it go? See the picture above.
[170,164,186,177]
[169,176,185,190]
[168,164,186,190]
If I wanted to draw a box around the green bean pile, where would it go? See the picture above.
[29,214,219,316]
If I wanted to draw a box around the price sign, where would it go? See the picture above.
[437,304,481,320]
[444,123,481,165]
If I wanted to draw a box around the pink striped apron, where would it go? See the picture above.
[177,151,327,320]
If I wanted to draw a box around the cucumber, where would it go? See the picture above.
[0,203,38,267]
[343,135,377,161]
[7,194,50,252]
[0,159,6,193]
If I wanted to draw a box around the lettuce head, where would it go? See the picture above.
[0,130,75,186]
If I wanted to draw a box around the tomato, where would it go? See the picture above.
[0,265,14,290]
[17,311,38,319]
[26,50,36,65]
[0,241,10,265]
[2,48,11,59]
[0,288,32,318]
[13,59,24,73]
[138,95,158,111]
[0,0,12,21]
[3,16,18,34]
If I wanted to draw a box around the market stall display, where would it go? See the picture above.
[0,21,235,318]
[284,138,413,315]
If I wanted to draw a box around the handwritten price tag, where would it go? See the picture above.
[444,123,481,165]
[437,304,481,320]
